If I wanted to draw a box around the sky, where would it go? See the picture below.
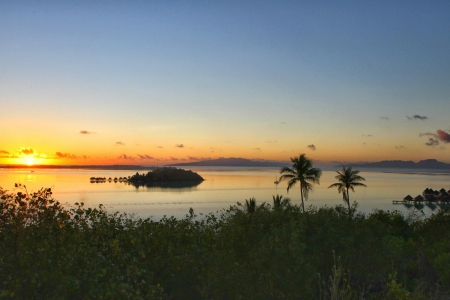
[1,1,450,166]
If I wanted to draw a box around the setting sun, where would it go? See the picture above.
[26,157,34,165]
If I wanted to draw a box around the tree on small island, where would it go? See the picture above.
[128,167,204,184]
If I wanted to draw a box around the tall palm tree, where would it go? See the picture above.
[279,154,322,212]
[328,167,366,217]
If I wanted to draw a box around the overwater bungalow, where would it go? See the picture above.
[414,195,424,203]
[403,195,413,202]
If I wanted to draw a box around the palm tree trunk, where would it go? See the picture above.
[300,184,305,213]
[346,187,351,219]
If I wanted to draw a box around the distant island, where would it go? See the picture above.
[344,159,450,170]
[167,157,288,167]
[128,167,204,188]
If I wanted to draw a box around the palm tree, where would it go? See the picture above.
[272,194,291,211]
[328,167,366,217]
[279,154,322,213]
[244,197,257,214]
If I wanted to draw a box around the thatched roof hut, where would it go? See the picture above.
[403,195,413,202]
[414,195,424,202]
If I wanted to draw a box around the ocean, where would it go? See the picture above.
[1,167,449,220]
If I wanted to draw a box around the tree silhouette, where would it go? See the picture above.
[272,194,291,211]
[328,167,366,218]
[279,154,322,213]
[244,197,257,214]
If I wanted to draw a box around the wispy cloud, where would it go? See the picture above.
[407,115,428,120]
[253,148,261,150]
[419,132,435,137]
[157,146,163,148]
[137,154,153,160]
[380,117,389,120]
[362,134,372,137]
[0,150,9,154]
[425,138,439,146]
[115,141,125,146]
[9,148,47,159]
[175,144,184,148]
[80,130,94,134]
[117,154,135,160]
[395,146,405,150]
[20,148,34,155]
[265,141,277,143]
[307,144,316,151]
[55,152,78,159]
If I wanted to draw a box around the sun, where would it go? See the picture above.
[26,157,34,166]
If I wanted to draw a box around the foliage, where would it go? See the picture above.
[279,153,322,212]
[1,184,450,299]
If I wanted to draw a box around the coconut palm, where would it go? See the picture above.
[272,194,291,211]
[279,154,322,213]
[328,167,367,217]
[244,197,257,214]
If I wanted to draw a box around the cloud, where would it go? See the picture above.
[20,148,34,155]
[436,130,450,143]
[407,115,428,120]
[380,117,389,120]
[395,146,405,150]
[80,130,93,134]
[117,154,135,160]
[419,132,435,137]
[115,141,125,146]
[425,138,439,146]
[362,134,372,137]
[55,152,78,159]
[420,129,450,146]
[307,144,316,151]
[157,146,163,148]
[265,141,277,143]
[175,144,184,148]
[169,156,179,161]
[0,150,9,154]
[137,154,153,160]
[253,148,261,150]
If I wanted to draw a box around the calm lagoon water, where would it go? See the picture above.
[1,167,449,220]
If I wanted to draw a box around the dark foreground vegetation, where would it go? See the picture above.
[1,185,450,299]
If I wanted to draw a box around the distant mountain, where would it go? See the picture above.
[167,157,288,167]
[344,159,450,169]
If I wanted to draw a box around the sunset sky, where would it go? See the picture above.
[1,1,450,166]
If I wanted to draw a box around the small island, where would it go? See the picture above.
[128,167,204,188]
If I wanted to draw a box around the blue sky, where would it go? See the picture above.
[1,1,450,165]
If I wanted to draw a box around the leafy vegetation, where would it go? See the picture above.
[1,185,450,299]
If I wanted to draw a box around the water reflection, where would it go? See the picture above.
[1,168,450,220]
[127,181,203,189]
